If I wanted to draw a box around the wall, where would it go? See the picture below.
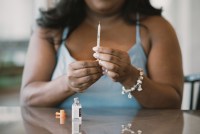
[0,0,33,41]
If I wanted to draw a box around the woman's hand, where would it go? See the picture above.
[67,60,102,92]
[93,46,136,85]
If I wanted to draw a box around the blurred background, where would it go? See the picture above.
[0,0,199,109]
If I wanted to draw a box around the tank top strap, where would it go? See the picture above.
[136,13,141,43]
[62,27,69,41]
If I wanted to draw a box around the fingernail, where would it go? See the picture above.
[103,69,108,75]
[98,60,102,65]
[102,67,106,70]
[92,47,98,51]
[93,53,99,58]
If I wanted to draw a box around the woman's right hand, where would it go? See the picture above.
[67,60,102,92]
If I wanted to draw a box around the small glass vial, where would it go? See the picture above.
[72,97,82,121]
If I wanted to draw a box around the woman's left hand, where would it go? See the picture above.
[93,46,135,84]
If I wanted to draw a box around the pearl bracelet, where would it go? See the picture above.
[122,68,144,99]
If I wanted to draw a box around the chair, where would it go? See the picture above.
[184,73,200,110]
[197,91,200,110]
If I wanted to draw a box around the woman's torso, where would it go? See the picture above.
[51,15,148,109]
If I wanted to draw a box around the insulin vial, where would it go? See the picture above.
[72,97,82,121]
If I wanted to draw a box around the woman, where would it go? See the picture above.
[21,0,183,108]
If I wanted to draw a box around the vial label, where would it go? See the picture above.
[72,106,82,121]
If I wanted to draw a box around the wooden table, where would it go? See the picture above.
[0,107,200,134]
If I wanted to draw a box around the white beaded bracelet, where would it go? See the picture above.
[122,68,144,99]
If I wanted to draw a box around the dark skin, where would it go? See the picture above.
[21,0,183,108]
